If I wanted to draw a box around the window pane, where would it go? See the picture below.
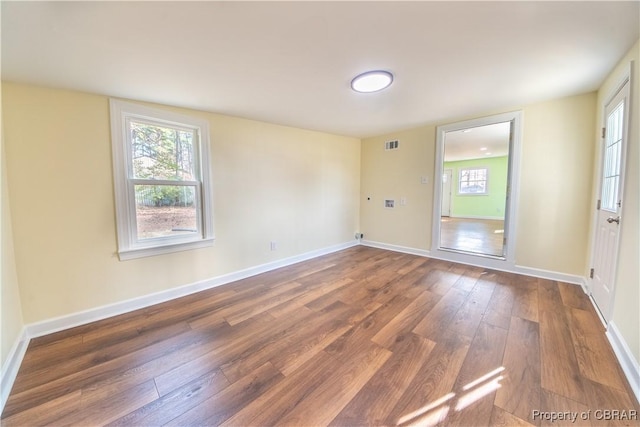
[130,121,195,181]
[601,101,624,212]
[135,185,198,239]
[459,168,488,194]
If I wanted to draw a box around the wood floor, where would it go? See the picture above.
[2,246,638,426]
[440,217,505,257]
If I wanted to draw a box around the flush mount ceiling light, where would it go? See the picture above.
[351,70,393,93]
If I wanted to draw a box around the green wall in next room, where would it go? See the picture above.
[443,155,508,219]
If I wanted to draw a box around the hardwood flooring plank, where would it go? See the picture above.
[106,369,229,427]
[163,362,284,427]
[495,316,541,425]
[79,289,239,348]
[324,294,413,363]
[154,307,310,395]
[539,309,587,404]
[441,322,508,427]
[11,320,192,395]
[537,278,564,313]
[18,335,84,373]
[330,333,436,426]
[452,264,484,292]
[480,273,516,330]
[490,405,536,427]
[267,277,353,318]
[558,282,593,311]
[412,287,469,340]
[1,390,82,426]
[371,289,441,349]
[210,280,303,326]
[428,265,463,296]
[582,378,640,427]
[220,301,356,382]
[270,302,377,377]
[55,379,158,426]
[539,389,593,427]
[385,333,472,426]
[219,351,339,426]
[275,343,392,426]
[3,322,204,417]
[511,279,539,322]
[447,278,496,338]
[567,307,629,392]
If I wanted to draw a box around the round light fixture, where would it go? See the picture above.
[351,70,393,93]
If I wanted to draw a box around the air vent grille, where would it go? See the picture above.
[385,140,399,150]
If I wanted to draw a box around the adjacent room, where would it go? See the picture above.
[1,2,639,426]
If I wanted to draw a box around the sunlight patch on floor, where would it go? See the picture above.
[396,367,505,426]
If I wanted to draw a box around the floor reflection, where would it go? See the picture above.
[440,217,504,257]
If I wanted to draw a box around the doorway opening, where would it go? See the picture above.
[432,111,522,268]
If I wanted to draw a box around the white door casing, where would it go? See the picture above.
[441,169,453,217]
[432,110,522,269]
[590,75,631,322]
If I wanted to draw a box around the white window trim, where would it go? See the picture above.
[458,167,489,195]
[110,99,214,260]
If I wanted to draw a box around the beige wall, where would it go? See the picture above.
[594,40,639,363]
[361,93,596,276]
[1,121,24,367]
[516,93,596,273]
[2,82,361,324]
[360,125,436,250]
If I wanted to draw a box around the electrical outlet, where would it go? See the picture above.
[270,241,277,251]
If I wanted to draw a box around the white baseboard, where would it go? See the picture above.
[26,240,359,339]
[1,327,28,411]
[362,239,584,286]
[512,265,585,286]
[448,215,505,221]
[360,240,430,258]
[606,321,640,404]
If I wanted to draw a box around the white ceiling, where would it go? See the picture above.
[445,121,511,162]
[2,1,638,138]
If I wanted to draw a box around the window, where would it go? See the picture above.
[601,101,624,212]
[110,100,214,260]
[459,168,488,194]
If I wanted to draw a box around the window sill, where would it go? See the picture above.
[118,237,215,261]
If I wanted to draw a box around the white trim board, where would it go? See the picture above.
[606,321,640,404]
[360,240,431,258]
[448,215,505,221]
[0,327,28,411]
[361,239,584,285]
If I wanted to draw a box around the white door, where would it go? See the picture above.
[591,79,630,321]
[441,169,452,216]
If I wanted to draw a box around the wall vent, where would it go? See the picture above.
[385,140,399,150]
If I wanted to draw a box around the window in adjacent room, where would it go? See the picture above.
[459,167,488,194]
[110,99,214,260]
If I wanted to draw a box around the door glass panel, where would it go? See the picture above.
[601,101,624,212]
